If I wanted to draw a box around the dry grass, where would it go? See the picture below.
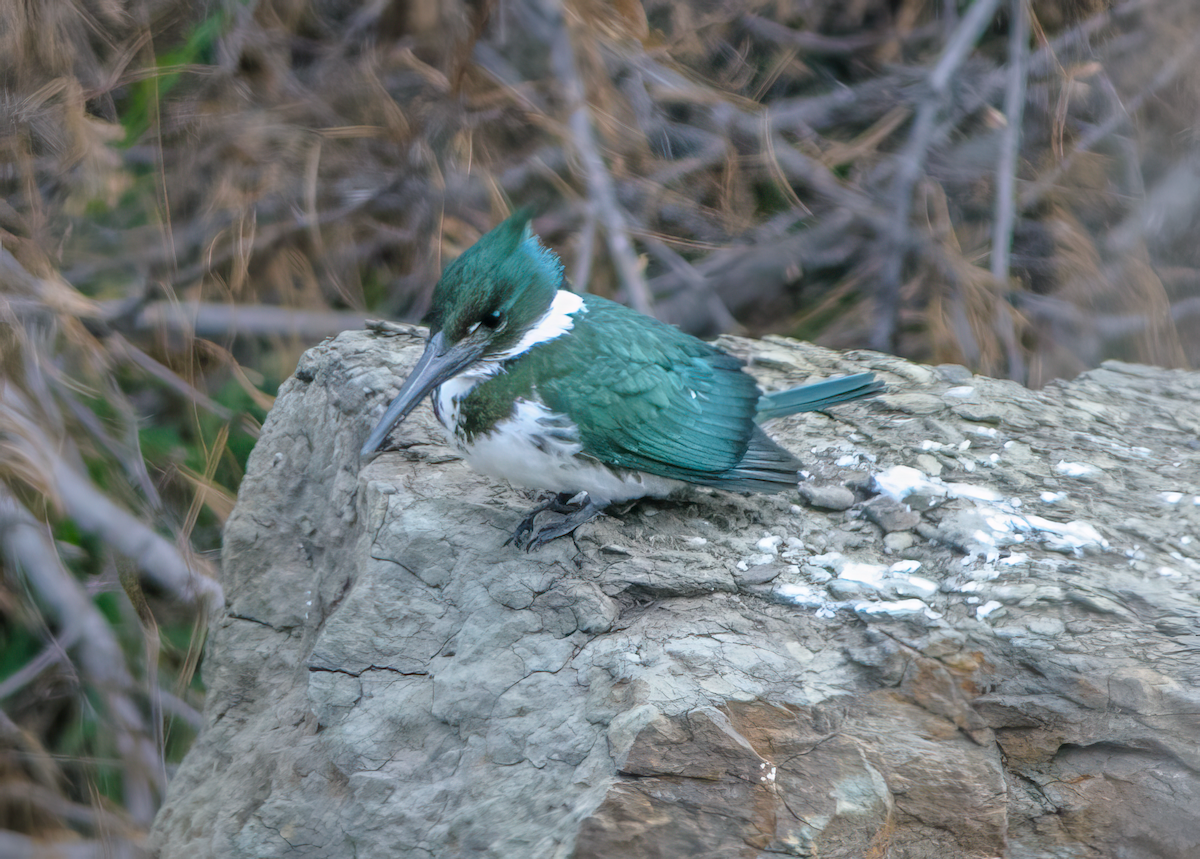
[3,0,1199,852]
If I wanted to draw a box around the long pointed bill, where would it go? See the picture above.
[360,331,484,457]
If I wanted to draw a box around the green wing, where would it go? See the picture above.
[468,294,799,488]
[543,296,758,476]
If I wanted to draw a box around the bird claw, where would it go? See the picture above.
[505,492,605,550]
[504,493,574,548]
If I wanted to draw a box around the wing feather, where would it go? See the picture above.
[468,293,801,491]
[534,296,762,476]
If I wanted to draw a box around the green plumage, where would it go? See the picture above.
[459,293,803,492]
[427,209,563,351]
[756,373,884,421]
[361,210,882,547]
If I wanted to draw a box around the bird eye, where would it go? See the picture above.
[481,310,504,330]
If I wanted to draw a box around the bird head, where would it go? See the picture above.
[360,210,563,456]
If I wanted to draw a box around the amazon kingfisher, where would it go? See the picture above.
[360,211,882,549]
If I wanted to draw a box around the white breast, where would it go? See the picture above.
[432,289,586,432]
[454,399,680,505]
[428,290,679,503]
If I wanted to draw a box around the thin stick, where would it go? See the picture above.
[0,829,142,859]
[0,488,161,826]
[100,299,369,341]
[989,0,1029,382]
[571,202,597,291]
[741,14,940,56]
[546,0,653,314]
[1019,35,1200,211]
[873,0,1005,353]
[48,454,224,610]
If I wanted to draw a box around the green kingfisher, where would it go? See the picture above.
[361,212,882,549]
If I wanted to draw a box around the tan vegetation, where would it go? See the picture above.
[2,0,1198,853]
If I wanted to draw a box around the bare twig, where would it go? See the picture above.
[1023,0,1162,81]
[1010,293,1200,345]
[758,130,883,223]
[107,334,234,420]
[740,14,940,56]
[1019,36,1200,211]
[931,0,1007,95]
[570,202,597,291]
[1093,71,1146,203]
[767,67,927,134]
[47,454,224,611]
[653,211,864,334]
[0,782,137,836]
[990,0,1030,382]
[100,299,369,341]
[1107,158,1200,256]
[3,379,223,610]
[873,0,1005,353]
[0,829,142,859]
[0,487,162,826]
[155,686,204,731]
[0,633,79,700]
[543,0,653,314]
[642,235,737,334]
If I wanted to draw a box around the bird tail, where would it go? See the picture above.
[755,372,883,422]
[695,426,802,493]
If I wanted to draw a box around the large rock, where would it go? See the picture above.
[149,326,1200,859]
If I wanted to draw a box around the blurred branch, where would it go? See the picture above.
[654,211,864,335]
[107,334,233,420]
[570,204,598,293]
[0,487,160,825]
[99,299,368,342]
[60,391,165,510]
[758,129,883,223]
[543,0,652,312]
[0,782,136,837]
[641,234,737,334]
[740,15,939,56]
[1107,157,1200,256]
[0,633,79,701]
[47,454,223,611]
[1019,34,1200,211]
[989,0,1030,382]
[768,68,927,133]
[155,686,204,732]
[874,0,1004,353]
[0,709,61,799]
[2,379,223,610]
[1016,293,1200,342]
[0,830,142,859]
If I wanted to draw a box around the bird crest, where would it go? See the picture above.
[427,209,563,347]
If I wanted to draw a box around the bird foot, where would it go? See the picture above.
[505,492,606,551]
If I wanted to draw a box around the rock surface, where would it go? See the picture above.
[149,327,1200,859]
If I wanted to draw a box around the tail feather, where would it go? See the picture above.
[755,372,882,422]
[694,426,802,494]
[697,373,882,494]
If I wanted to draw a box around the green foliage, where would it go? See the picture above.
[56,689,125,806]
[0,625,40,686]
[198,378,271,473]
[752,178,793,218]
[92,591,122,627]
[789,285,861,344]
[118,12,227,146]
[361,269,392,314]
